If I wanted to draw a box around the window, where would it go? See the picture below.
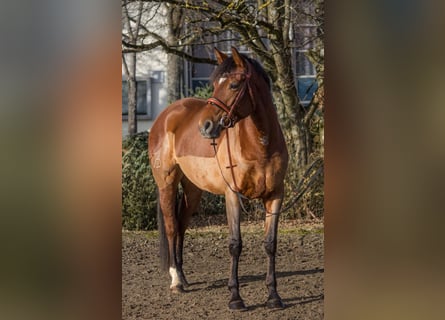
[216,31,250,55]
[122,80,149,116]
[191,62,213,92]
[188,31,252,93]
[293,24,318,107]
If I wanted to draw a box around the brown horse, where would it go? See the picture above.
[148,47,288,310]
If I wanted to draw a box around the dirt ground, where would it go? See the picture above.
[122,217,324,320]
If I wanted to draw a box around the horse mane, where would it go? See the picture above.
[210,54,271,89]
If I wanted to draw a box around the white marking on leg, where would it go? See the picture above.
[169,267,180,288]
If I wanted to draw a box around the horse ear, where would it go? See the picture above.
[231,47,246,68]
[214,48,228,64]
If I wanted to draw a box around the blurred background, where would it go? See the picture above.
[1,1,444,319]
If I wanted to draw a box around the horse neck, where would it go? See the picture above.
[236,87,283,157]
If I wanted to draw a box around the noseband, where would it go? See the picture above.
[206,67,255,128]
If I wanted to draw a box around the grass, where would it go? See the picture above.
[122,219,324,239]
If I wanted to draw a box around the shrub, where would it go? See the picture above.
[122,132,157,230]
[192,84,213,99]
[197,191,225,216]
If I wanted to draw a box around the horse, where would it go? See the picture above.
[148,47,289,310]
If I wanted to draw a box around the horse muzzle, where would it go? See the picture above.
[199,119,222,139]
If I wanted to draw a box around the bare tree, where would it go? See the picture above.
[122,0,145,136]
[122,0,324,180]
[166,4,184,102]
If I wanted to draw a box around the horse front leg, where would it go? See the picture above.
[225,190,247,311]
[263,194,285,309]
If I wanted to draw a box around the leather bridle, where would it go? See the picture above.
[207,63,257,199]
[206,65,255,128]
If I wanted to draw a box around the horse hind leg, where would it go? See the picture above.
[157,181,187,293]
[175,177,203,287]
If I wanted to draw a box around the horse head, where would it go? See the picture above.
[198,47,256,139]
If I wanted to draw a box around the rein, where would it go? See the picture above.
[208,64,255,213]
[266,157,324,217]
[211,127,323,218]
[212,129,323,217]
[211,134,251,214]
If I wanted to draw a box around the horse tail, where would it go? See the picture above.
[157,189,169,272]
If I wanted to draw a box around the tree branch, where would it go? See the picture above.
[122,40,217,64]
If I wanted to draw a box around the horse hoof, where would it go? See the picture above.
[228,299,247,311]
[170,285,185,294]
[179,273,189,287]
[266,298,285,309]
[181,278,189,287]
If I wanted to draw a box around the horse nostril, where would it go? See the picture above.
[203,120,213,133]
[200,119,221,139]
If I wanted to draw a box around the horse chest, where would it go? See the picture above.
[236,163,269,198]
[236,150,286,199]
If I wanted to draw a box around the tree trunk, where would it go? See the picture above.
[122,0,144,136]
[167,5,183,103]
[266,0,310,178]
[270,48,310,178]
[127,52,138,136]
[167,54,181,103]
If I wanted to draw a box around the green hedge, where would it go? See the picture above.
[122,132,157,230]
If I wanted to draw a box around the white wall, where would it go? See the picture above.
[122,4,169,137]
[122,47,168,136]
[122,119,153,137]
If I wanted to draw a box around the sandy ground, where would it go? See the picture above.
[122,218,324,320]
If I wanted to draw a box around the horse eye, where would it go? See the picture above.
[229,82,240,90]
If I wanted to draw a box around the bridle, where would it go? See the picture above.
[206,64,255,128]
[207,62,256,206]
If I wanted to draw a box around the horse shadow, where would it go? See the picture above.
[247,293,324,311]
[186,268,324,309]
[204,268,324,289]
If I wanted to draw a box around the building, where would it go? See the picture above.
[122,3,320,137]
[121,47,167,136]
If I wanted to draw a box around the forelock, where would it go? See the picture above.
[209,55,271,89]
